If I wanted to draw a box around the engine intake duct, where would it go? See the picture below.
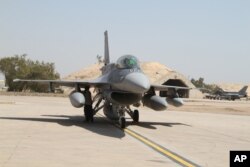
[104,91,142,105]
[111,92,142,105]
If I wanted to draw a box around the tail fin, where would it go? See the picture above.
[104,31,110,65]
[239,86,248,95]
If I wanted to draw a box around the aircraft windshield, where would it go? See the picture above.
[116,55,140,69]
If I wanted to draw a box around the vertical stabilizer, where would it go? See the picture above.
[104,31,110,65]
[239,86,248,95]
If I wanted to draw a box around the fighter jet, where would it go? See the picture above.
[14,31,190,128]
[214,86,248,100]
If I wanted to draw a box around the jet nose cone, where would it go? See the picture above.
[123,72,150,93]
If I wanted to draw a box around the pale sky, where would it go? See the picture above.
[1,0,249,83]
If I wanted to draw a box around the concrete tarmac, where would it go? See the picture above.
[1,95,250,167]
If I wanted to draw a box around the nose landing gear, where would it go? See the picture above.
[132,109,139,122]
[117,107,140,129]
[103,102,140,129]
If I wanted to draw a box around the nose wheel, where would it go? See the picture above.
[132,109,139,122]
[116,106,140,129]
[125,107,140,123]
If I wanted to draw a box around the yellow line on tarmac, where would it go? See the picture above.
[97,113,198,167]
[124,128,198,167]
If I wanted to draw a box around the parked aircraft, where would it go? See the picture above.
[14,31,190,128]
[213,86,248,100]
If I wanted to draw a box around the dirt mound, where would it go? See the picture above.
[64,62,173,82]
[64,64,102,80]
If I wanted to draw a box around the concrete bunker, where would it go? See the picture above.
[162,79,189,98]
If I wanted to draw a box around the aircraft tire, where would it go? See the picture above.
[84,109,89,122]
[84,106,94,122]
[89,112,94,123]
[119,117,126,129]
[133,110,139,122]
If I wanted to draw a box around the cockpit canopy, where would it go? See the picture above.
[116,55,140,69]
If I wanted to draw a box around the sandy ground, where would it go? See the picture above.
[170,99,250,116]
[1,95,250,167]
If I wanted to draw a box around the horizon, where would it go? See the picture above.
[1,60,249,85]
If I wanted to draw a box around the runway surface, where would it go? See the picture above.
[1,95,250,167]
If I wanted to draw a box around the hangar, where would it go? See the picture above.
[141,62,203,98]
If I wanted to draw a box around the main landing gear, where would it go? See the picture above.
[119,117,126,129]
[84,106,94,123]
[84,93,104,123]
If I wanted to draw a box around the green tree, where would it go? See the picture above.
[191,77,222,93]
[96,55,103,64]
[191,77,204,88]
[0,54,60,92]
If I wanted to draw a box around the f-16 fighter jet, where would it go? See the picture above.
[14,31,190,128]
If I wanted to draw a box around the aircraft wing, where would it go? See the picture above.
[151,84,191,91]
[13,79,109,88]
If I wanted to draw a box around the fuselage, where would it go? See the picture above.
[96,55,150,105]
[216,91,247,100]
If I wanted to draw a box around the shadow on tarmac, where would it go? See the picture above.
[127,120,191,129]
[0,115,125,139]
[0,115,190,136]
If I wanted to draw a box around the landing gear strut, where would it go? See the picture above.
[126,107,140,123]
[118,106,126,129]
[85,93,104,122]
[84,106,94,122]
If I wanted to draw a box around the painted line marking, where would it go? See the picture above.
[124,127,199,167]
[96,113,199,167]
